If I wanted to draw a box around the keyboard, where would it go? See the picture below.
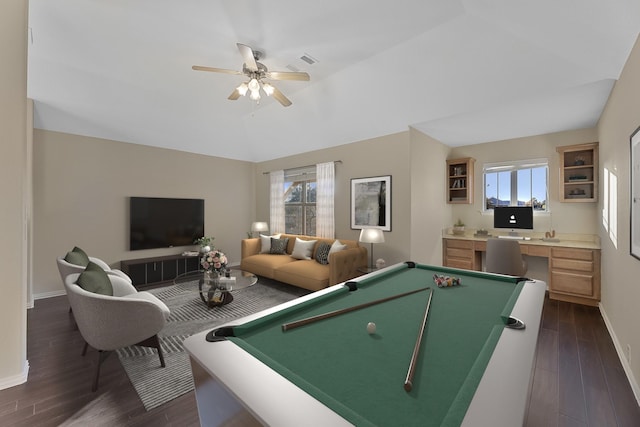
[497,235,525,240]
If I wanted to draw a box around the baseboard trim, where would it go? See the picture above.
[599,302,640,406]
[33,289,66,300]
[0,360,29,391]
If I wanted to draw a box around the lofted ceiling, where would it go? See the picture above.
[27,0,639,162]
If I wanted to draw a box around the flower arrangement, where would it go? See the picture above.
[201,249,228,274]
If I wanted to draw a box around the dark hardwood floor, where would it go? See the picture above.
[525,297,640,426]
[0,293,638,426]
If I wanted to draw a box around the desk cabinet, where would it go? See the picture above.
[442,239,480,270]
[442,238,601,306]
[549,247,601,305]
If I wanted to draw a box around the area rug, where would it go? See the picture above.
[116,277,309,411]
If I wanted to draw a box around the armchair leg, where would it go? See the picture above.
[81,341,88,356]
[137,334,165,368]
[92,350,112,392]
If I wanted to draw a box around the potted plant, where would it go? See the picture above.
[452,219,465,235]
[194,236,215,253]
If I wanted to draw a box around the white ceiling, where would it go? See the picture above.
[27,0,639,162]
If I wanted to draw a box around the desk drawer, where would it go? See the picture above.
[526,245,550,257]
[446,258,474,270]
[550,271,595,297]
[445,239,474,250]
[446,247,474,260]
[551,247,594,261]
[551,258,594,273]
[474,241,487,252]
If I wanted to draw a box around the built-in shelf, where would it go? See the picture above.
[446,157,475,204]
[557,142,598,202]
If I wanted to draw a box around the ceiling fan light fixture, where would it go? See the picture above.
[262,82,275,96]
[249,89,261,101]
[248,78,260,92]
[237,82,249,96]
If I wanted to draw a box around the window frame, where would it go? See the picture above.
[482,158,549,212]
[284,167,316,235]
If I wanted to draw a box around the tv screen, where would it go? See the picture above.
[493,206,533,230]
[130,197,204,250]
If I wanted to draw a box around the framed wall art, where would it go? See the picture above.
[351,175,391,231]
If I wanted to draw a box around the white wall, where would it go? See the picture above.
[0,0,28,389]
[598,33,640,398]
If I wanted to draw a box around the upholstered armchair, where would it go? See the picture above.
[64,272,170,391]
[57,256,132,283]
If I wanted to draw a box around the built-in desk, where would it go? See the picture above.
[443,233,601,306]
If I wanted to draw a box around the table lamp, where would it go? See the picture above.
[251,221,269,237]
[359,228,385,270]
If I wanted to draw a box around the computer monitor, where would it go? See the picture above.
[493,206,533,233]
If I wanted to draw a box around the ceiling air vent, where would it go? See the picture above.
[300,53,318,65]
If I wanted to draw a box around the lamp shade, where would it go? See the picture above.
[251,221,269,233]
[359,228,385,244]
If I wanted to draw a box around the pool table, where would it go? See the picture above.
[184,262,546,427]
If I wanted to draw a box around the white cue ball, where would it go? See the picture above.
[367,322,376,334]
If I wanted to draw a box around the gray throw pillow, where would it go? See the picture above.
[76,261,113,296]
[64,246,90,267]
[315,242,331,265]
[270,237,289,254]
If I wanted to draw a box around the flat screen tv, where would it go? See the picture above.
[130,197,204,250]
[493,206,533,230]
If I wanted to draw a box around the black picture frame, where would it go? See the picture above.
[350,175,391,231]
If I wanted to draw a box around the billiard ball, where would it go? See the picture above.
[367,322,376,334]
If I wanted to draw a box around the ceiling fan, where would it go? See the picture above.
[192,43,310,107]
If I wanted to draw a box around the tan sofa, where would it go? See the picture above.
[240,234,367,291]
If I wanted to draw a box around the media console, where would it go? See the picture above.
[120,253,200,288]
[443,233,601,306]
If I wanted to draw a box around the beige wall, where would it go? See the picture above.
[449,128,599,234]
[598,34,640,397]
[33,130,255,297]
[448,128,600,283]
[254,131,414,266]
[409,127,451,265]
[0,0,28,388]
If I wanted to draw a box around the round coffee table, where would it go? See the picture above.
[174,269,258,308]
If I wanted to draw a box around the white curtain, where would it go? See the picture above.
[269,170,285,234]
[316,162,335,238]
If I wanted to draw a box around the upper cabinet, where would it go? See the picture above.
[557,142,598,202]
[446,157,475,204]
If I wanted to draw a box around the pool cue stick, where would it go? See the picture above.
[282,287,430,332]
[404,287,433,392]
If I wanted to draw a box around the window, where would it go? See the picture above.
[483,159,548,211]
[602,167,618,248]
[284,167,316,235]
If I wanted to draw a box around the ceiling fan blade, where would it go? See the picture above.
[270,86,292,107]
[265,71,310,81]
[192,65,242,75]
[228,88,242,100]
[237,43,258,72]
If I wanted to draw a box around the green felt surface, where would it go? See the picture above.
[229,263,523,427]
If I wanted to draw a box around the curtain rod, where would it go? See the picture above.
[262,160,342,175]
